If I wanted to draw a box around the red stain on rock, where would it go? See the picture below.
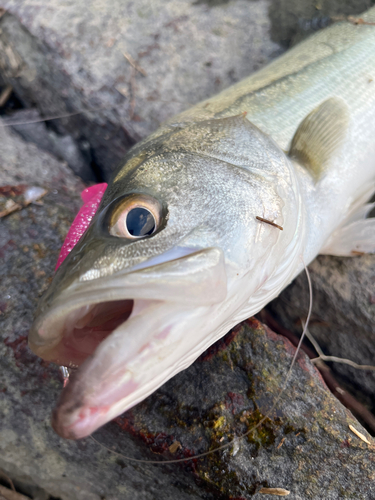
[0,239,17,259]
[0,302,8,314]
[245,317,263,330]
[4,335,28,365]
[115,413,198,468]
[225,392,245,415]
[115,412,137,435]
[115,414,172,452]
[0,184,27,197]
[4,335,54,381]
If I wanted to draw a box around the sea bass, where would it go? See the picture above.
[30,10,375,439]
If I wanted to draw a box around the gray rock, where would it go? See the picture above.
[1,123,374,500]
[0,0,372,180]
[3,109,96,182]
[0,0,282,180]
[0,118,84,188]
[268,254,375,427]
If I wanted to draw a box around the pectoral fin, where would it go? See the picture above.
[320,191,375,256]
[289,98,349,181]
[320,218,375,256]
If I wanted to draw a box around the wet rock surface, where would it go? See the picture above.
[1,125,375,500]
[118,319,375,499]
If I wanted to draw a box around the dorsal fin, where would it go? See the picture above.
[289,98,349,181]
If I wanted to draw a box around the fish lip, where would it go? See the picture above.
[29,247,228,363]
[51,406,98,440]
[51,366,108,440]
[51,382,82,439]
[51,362,142,439]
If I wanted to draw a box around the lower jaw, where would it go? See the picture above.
[50,300,219,439]
[52,374,141,439]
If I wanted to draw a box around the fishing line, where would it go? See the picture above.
[0,109,97,126]
[0,99,192,127]
[89,260,313,465]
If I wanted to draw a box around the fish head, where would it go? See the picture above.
[29,114,298,439]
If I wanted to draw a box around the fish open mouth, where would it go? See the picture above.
[31,292,140,367]
[29,247,228,439]
[58,299,135,366]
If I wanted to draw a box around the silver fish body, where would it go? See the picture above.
[30,9,375,439]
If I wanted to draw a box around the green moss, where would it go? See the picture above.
[213,415,226,430]
[243,409,278,448]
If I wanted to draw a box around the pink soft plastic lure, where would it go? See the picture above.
[55,183,107,270]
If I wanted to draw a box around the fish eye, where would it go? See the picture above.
[126,207,155,236]
[109,194,162,239]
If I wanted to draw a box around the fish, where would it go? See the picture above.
[29,9,375,440]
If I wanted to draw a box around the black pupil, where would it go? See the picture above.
[126,207,156,237]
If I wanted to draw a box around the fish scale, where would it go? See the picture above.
[169,15,375,260]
